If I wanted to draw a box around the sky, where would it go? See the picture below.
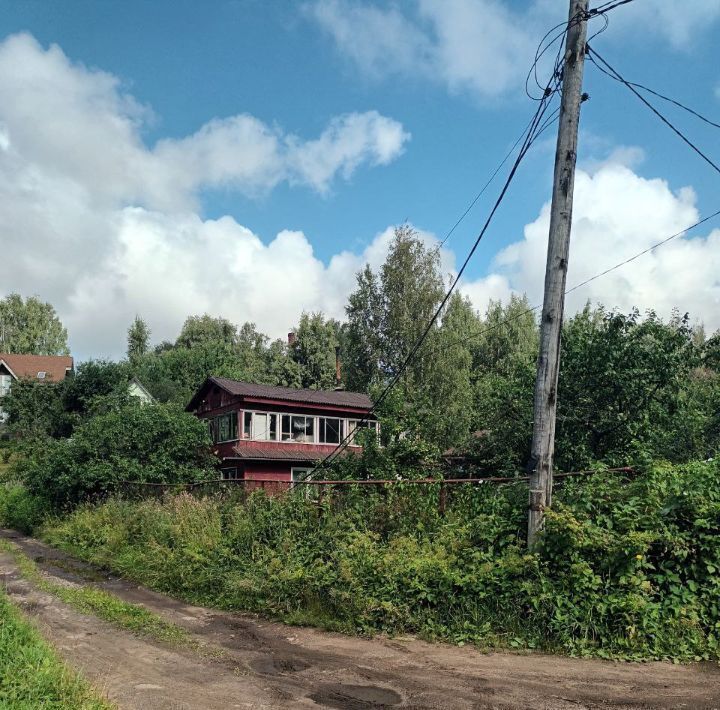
[0,0,719,361]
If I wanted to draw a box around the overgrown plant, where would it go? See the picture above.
[25,459,720,662]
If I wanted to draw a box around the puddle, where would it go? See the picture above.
[249,655,310,675]
[309,683,401,709]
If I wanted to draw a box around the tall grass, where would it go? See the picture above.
[36,460,720,661]
[0,590,111,709]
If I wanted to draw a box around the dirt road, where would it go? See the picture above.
[1,530,718,710]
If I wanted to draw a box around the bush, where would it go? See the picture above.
[15,403,216,507]
[40,459,720,660]
[0,484,50,533]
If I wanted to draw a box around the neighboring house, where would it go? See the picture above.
[186,376,377,489]
[128,377,155,404]
[0,353,74,424]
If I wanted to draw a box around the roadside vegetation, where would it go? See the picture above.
[0,539,190,646]
[0,589,111,709]
[1,227,719,663]
[1,457,715,662]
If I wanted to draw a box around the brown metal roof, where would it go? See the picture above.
[209,376,373,409]
[0,353,74,382]
[229,443,357,462]
[230,444,322,462]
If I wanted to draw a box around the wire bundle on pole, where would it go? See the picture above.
[297,17,582,482]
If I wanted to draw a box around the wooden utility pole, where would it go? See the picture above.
[528,0,589,547]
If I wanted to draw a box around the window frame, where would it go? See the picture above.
[216,409,378,447]
[213,411,239,444]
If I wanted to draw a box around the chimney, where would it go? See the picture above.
[334,345,343,390]
[287,332,296,346]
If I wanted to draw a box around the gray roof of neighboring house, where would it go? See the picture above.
[187,376,373,411]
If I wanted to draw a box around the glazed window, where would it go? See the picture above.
[347,419,378,445]
[281,414,315,443]
[0,374,11,397]
[216,412,238,443]
[319,417,342,444]
[253,412,278,441]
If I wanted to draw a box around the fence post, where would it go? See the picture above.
[438,482,447,516]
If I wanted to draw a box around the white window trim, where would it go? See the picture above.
[214,411,239,444]
[291,467,315,484]
[234,409,375,447]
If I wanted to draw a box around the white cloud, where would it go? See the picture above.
[462,159,720,331]
[308,0,720,99]
[0,33,409,211]
[0,33,410,357]
[602,0,720,50]
[2,31,719,363]
[308,0,537,98]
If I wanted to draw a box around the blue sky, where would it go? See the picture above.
[1,0,719,358]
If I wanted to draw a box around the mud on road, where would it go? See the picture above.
[1,529,719,710]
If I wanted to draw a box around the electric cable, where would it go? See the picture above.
[299,78,562,480]
[587,47,720,176]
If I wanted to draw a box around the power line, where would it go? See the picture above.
[438,106,562,250]
[587,47,720,176]
[587,0,637,16]
[588,63,720,130]
[564,208,720,296]
[438,110,554,249]
[300,71,563,480]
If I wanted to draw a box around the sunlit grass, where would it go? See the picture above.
[0,589,112,709]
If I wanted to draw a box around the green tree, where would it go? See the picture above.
[63,360,131,417]
[0,294,69,355]
[264,339,303,388]
[291,313,340,389]
[175,315,237,349]
[3,380,71,439]
[418,293,476,446]
[344,225,445,396]
[127,316,151,362]
[343,264,384,392]
[461,295,539,474]
[555,306,700,469]
[17,403,216,506]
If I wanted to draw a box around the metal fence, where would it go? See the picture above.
[117,466,635,511]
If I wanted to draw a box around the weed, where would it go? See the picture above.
[34,460,720,661]
[0,539,189,646]
[0,589,112,709]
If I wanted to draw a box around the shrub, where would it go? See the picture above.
[0,484,50,534]
[40,459,720,660]
[15,403,216,507]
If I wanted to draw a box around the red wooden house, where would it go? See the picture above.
[186,377,377,487]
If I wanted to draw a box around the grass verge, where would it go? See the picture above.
[0,589,112,709]
[0,538,190,646]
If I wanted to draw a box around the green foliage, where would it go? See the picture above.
[40,459,720,661]
[3,379,73,439]
[0,293,69,355]
[63,360,132,417]
[176,314,238,349]
[446,294,539,473]
[127,315,151,362]
[0,483,50,533]
[133,324,302,404]
[344,225,445,394]
[555,307,705,469]
[0,589,110,709]
[15,403,215,507]
[291,312,340,389]
[3,359,132,440]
